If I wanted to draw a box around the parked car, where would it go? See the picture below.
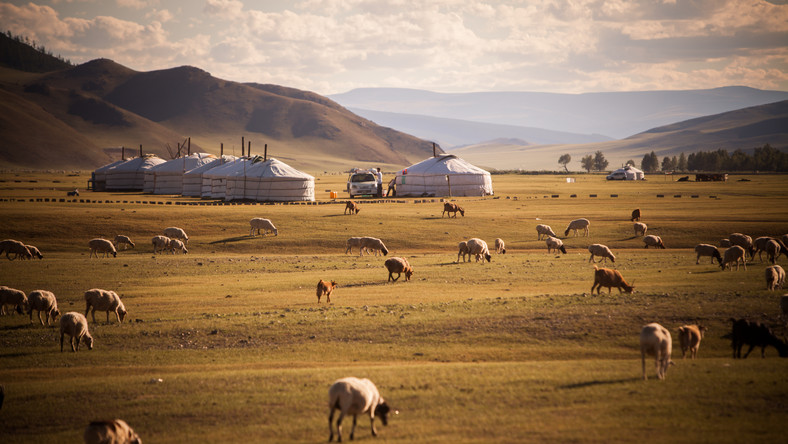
[347,171,378,198]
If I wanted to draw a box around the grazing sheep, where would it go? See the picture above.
[643,235,665,249]
[27,290,60,326]
[163,227,189,244]
[151,235,170,254]
[457,241,470,263]
[466,238,491,263]
[88,238,117,258]
[344,201,360,215]
[0,239,32,260]
[631,208,641,222]
[729,233,754,258]
[564,218,590,237]
[167,238,188,255]
[640,323,673,380]
[719,238,732,248]
[385,257,413,282]
[360,237,389,256]
[730,318,788,358]
[536,224,557,240]
[0,286,28,315]
[249,218,278,237]
[345,237,363,255]
[677,325,707,359]
[317,280,337,303]
[694,244,722,264]
[545,236,566,254]
[766,239,781,264]
[83,419,141,444]
[588,244,615,263]
[591,266,634,294]
[633,222,648,236]
[84,289,127,324]
[720,245,747,271]
[442,202,465,218]
[494,238,506,254]
[60,312,93,352]
[328,377,391,442]
[113,235,135,250]
[766,265,785,291]
[23,245,43,259]
[753,236,788,262]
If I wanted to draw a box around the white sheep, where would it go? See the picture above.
[536,224,556,240]
[360,237,389,256]
[494,238,506,254]
[766,265,785,291]
[84,419,141,444]
[640,322,673,380]
[60,312,93,352]
[328,377,392,442]
[457,241,469,263]
[720,245,747,271]
[24,244,43,259]
[0,286,28,315]
[345,237,363,255]
[27,290,60,326]
[88,238,117,258]
[113,235,135,250]
[588,244,615,263]
[466,238,491,263]
[0,239,32,260]
[167,238,188,255]
[249,218,278,236]
[84,288,127,324]
[151,235,171,254]
[643,235,665,249]
[163,227,189,244]
[729,233,753,258]
[564,218,590,237]
[694,244,722,264]
[633,222,648,236]
[766,239,781,264]
[545,236,566,254]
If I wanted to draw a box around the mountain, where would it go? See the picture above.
[329,87,788,142]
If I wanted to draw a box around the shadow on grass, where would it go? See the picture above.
[558,377,640,389]
[209,235,262,244]
[0,324,30,331]
[323,213,355,218]
[342,281,400,288]
[616,236,640,241]
[691,269,721,274]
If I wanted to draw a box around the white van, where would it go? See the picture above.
[346,171,378,198]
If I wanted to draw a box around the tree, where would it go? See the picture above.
[558,154,571,172]
[641,151,659,173]
[661,156,676,172]
[625,159,636,167]
[677,152,687,171]
[593,151,609,171]
[580,155,594,173]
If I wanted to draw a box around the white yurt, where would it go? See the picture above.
[201,157,254,199]
[143,153,218,194]
[224,157,315,202]
[394,154,493,197]
[182,155,236,197]
[105,155,166,191]
[91,158,129,191]
[606,165,645,180]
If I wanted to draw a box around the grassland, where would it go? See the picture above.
[1,172,788,443]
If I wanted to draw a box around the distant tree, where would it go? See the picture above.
[661,156,676,172]
[677,152,687,171]
[641,151,659,173]
[580,154,594,173]
[625,159,636,167]
[558,154,571,172]
[593,151,609,171]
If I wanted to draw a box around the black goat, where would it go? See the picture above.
[730,318,788,359]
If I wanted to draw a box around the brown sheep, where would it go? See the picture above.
[591,265,634,294]
[385,257,413,282]
[344,201,360,215]
[631,208,641,222]
[317,280,337,303]
[442,202,465,218]
[0,239,32,260]
[677,325,707,359]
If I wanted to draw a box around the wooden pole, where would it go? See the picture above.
[248,141,251,157]
[188,137,191,156]
[264,144,267,161]
[122,146,125,160]
[220,143,224,157]
[139,144,142,157]
[242,137,245,157]
[433,142,436,157]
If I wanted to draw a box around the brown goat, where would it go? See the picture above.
[591,265,634,294]
[344,201,360,215]
[316,280,337,303]
[631,208,641,222]
[677,324,707,359]
[442,202,465,218]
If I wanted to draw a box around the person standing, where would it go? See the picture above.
[375,167,383,197]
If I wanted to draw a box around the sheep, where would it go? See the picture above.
[545,236,566,254]
[765,265,785,291]
[249,218,278,236]
[536,224,557,240]
[643,235,665,249]
[588,244,615,263]
[633,222,648,236]
[729,233,754,258]
[60,312,93,352]
[328,377,391,442]
[494,238,506,254]
[442,202,465,218]
[694,244,722,264]
[24,245,43,259]
[466,238,491,263]
[317,280,337,303]
[84,419,141,444]
[385,257,413,282]
[766,239,781,264]
[640,323,673,380]
[730,318,788,358]
[457,241,470,263]
[345,237,363,255]
[677,324,707,359]
[0,239,32,260]
[151,235,170,254]
[167,238,188,255]
[630,208,641,222]
[27,290,60,326]
[0,286,28,315]
[344,201,360,215]
[84,288,127,324]
[591,266,634,294]
[113,235,135,250]
[753,236,788,262]
[163,226,189,244]
[67,189,79,197]
[564,218,590,237]
[360,237,388,256]
[720,245,746,271]
[88,238,117,258]
[719,238,732,248]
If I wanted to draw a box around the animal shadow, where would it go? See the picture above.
[209,235,256,244]
[558,377,640,389]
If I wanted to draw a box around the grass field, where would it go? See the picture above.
[1,172,788,443]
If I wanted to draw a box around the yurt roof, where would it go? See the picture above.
[108,154,166,172]
[242,157,314,179]
[150,153,217,173]
[399,154,490,175]
[94,158,130,173]
[201,157,250,178]
[184,155,236,176]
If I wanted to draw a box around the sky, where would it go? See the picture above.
[1,0,787,95]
